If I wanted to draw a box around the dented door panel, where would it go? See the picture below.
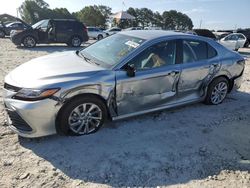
[116,65,181,115]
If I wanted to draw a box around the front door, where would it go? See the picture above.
[37,20,50,43]
[115,40,181,116]
[178,39,220,99]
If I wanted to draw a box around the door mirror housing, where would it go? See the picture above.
[126,64,136,77]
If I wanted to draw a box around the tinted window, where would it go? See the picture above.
[183,41,196,63]
[88,28,94,31]
[225,34,238,41]
[128,40,176,70]
[185,40,207,61]
[207,44,217,58]
[10,23,18,27]
[56,21,75,31]
[237,34,245,39]
[183,40,217,63]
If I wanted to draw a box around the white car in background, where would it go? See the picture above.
[219,33,247,51]
[87,27,105,40]
[104,27,121,36]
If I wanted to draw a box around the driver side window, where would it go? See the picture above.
[127,40,177,71]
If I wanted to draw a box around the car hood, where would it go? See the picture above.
[5,51,104,88]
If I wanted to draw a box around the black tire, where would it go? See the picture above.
[244,41,249,48]
[97,34,103,40]
[204,77,229,105]
[0,30,5,38]
[23,36,36,48]
[68,36,82,47]
[58,96,107,136]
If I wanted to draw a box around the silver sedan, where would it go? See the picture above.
[3,30,245,137]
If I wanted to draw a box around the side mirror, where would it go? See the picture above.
[126,64,136,77]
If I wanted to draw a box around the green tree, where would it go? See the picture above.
[152,11,163,27]
[162,10,193,30]
[74,6,105,27]
[19,0,75,24]
[127,7,139,27]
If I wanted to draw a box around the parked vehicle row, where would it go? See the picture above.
[3,30,245,137]
[10,19,89,48]
[2,16,249,51]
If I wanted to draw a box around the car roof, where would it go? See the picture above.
[52,19,77,22]
[119,30,190,40]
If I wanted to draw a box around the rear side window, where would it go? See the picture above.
[207,44,217,58]
[183,40,217,63]
[56,21,79,31]
[237,34,245,39]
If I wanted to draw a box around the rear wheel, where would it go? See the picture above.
[58,96,107,136]
[97,34,103,40]
[68,36,82,47]
[204,77,229,105]
[0,30,5,38]
[244,41,249,48]
[23,36,36,48]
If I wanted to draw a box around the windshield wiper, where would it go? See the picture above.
[77,51,100,66]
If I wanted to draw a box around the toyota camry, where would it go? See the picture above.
[3,30,245,137]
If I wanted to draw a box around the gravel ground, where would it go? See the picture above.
[0,38,249,188]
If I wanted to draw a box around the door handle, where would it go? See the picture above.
[211,63,219,67]
[168,70,180,76]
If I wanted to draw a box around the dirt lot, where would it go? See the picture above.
[0,38,249,188]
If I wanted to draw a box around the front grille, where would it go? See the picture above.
[4,83,21,92]
[6,109,32,132]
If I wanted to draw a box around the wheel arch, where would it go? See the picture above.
[55,93,111,135]
[0,29,6,34]
[209,75,233,92]
[70,35,83,41]
[22,35,38,44]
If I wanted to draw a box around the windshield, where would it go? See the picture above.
[32,20,49,29]
[81,34,145,68]
[6,23,15,27]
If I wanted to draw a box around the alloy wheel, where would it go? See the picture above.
[23,36,36,47]
[210,82,228,104]
[71,37,81,47]
[68,103,102,135]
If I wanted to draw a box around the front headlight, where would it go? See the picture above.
[13,88,60,101]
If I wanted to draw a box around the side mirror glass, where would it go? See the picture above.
[126,64,136,77]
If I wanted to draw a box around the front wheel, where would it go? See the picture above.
[23,36,36,48]
[204,77,229,105]
[0,30,5,38]
[58,96,107,136]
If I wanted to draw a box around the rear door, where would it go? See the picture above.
[220,34,238,50]
[236,34,246,48]
[178,39,219,99]
[55,21,73,42]
[116,40,181,115]
[87,27,95,38]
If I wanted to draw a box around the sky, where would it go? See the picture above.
[1,0,250,30]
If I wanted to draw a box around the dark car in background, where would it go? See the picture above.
[10,19,89,48]
[237,29,250,47]
[193,29,217,40]
[0,21,29,38]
